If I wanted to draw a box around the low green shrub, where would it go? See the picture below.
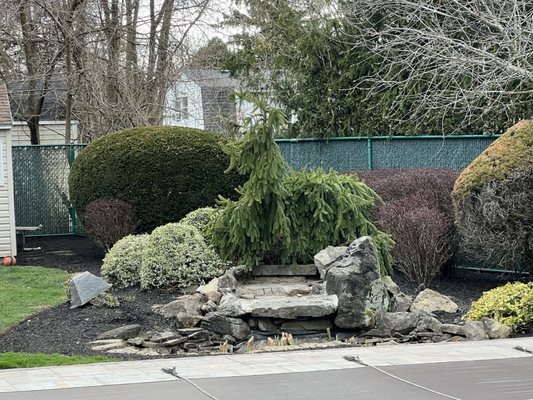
[90,292,120,308]
[140,223,226,289]
[179,207,219,237]
[464,282,533,331]
[101,235,148,288]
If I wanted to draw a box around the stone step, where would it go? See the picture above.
[236,277,317,298]
[239,295,338,319]
[252,264,317,277]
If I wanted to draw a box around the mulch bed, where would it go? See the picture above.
[0,236,528,358]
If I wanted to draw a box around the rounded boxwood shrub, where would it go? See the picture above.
[69,126,244,232]
[464,282,533,331]
[101,234,148,288]
[140,222,226,289]
[452,120,533,272]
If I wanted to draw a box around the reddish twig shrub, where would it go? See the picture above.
[354,169,458,285]
[377,196,454,286]
[84,198,138,251]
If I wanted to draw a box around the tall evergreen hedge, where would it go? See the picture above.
[69,126,244,232]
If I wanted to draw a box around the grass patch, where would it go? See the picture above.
[0,352,115,369]
[0,266,68,333]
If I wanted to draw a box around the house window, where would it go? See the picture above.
[175,96,188,121]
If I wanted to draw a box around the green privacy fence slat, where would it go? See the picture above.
[276,135,499,171]
[12,145,86,236]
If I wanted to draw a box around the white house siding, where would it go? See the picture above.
[0,128,17,257]
[10,121,79,145]
[163,78,204,129]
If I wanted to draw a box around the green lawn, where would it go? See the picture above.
[0,266,68,333]
[0,352,113,369]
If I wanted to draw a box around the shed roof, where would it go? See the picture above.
[0,83,13,126]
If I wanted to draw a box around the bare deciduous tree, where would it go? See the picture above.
[345,0,533,133]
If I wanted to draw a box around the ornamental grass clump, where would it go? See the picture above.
[464,282,533,332]
[140,223,226,289]
[209,94,393,274]
[101,234,148,288]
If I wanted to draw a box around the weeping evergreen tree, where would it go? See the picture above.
[210,94,394,273]
[210,93,291,268]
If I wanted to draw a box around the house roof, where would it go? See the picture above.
[8,80,69,122]
[0,83,12,126]
[183,69,241,89]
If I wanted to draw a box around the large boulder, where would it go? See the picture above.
[410,289,458,314]
[376,312,419,335]
[325,237,389,329]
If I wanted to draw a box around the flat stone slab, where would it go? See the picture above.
[252,264,317,277]
[239,295,338,319]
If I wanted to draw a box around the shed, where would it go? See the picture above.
[0,83,17,257]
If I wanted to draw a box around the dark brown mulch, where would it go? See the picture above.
[0,236,529,358]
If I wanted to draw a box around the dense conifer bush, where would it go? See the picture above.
[209,95,393,273]
[69,126,243,232]
[453,120,533,273]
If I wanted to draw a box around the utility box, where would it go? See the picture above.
[0,83,17,258]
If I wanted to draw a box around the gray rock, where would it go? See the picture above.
[325,237,389,329]
[257,318,278,332]
[314,246,348,279]
[390,292,414,312]
[149,331,178,343]
[91,339,127,351]
[69,272,112,309]
[188,330,210,341]
[410,289,458,314]
[197,278,221,303]
[177,328,204,335]
[463,320,489,340]
[162,337,188,347]
[201,300,218,314]
[441,323,464,336]
[218,293,247,317]
[381,276,401,296]
[98,324,142,340]
[281,319,332,331]
[218,271,238,292]
[201,312,250,340]
[416,316,442,333]
[376,312,419,335]
[152,294,205,328]
[482,318,512,339]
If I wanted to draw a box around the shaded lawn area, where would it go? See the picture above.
[0,266,68,333]
[0,352,113,369]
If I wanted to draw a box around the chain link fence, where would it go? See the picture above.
[12,135,498,237]
[12,145,85,235]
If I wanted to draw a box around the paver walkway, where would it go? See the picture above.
[0,337,531,393]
